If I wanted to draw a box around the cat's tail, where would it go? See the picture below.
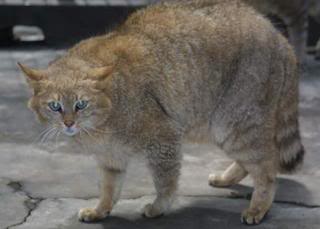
[276,116,305,174]
[275,49,305,174]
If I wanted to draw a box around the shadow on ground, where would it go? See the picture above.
[66,204,254,229]
[62,178,315,229]
[227,178,314,206]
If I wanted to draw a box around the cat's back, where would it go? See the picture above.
[118,0,281,70]
[114,0,297,131]
[122,0,271,45]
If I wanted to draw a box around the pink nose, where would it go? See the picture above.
[64,120,75,127]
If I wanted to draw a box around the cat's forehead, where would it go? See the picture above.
[40,81,93,101]
[44,72,95,90]
[37,64,101,99]
[48,91,87,100]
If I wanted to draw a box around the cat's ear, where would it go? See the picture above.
[18,63,47,95]
[17,62,46,82]
[87,66,114,81]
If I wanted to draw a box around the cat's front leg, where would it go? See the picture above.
[144,141,182,218]
[78,167,126,222]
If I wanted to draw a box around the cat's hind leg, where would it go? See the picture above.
[240,159,277,225]
[208,161,248,187]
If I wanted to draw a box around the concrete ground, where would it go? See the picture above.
[0,48,320,229]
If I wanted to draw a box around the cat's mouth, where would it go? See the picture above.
[62,125,80,137]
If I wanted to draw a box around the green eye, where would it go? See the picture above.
[75,100,88,111]
[48,101,62,112]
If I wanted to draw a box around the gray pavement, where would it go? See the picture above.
[0,49,320,229]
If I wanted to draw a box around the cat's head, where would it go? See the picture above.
[18,61,114,138]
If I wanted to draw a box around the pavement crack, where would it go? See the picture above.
[6,181,44,229]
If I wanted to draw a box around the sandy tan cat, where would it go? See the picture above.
[19,0,304,225]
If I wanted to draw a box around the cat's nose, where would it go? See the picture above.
[64,120,75,127]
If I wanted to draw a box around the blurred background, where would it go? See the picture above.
[0,0,319,52]
[0,0,158,47]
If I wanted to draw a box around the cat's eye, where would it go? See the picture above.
[75,100,88,111]
[48,101,62,112]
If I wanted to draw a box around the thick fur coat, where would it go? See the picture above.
[19,0,304,225]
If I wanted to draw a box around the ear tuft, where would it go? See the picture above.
[17,62,46,81]
[88,66,114,81]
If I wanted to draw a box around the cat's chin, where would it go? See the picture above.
[63,132,78,137]
[62,128,80,137]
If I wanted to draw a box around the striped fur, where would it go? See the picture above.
[275,55,304,173]
[276,123,305,173]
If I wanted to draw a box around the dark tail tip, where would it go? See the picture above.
[280,147,305,174]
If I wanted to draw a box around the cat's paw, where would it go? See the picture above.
[241,208,267,225]
[78,208,109,222]
[143,203,165,218]
[208,174,227,187]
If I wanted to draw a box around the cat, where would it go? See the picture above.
[244,0,320,61]
[18,0,304,225]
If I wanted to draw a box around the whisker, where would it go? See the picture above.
[80,127,104,145]
[53,130,61,147]
[75,130,90,150]
[33,127,53,144]
[81,127,94,138]
[37,128,53,144]
[40,127,57,144]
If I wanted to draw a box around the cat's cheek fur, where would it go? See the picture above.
[28,97,48,123]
